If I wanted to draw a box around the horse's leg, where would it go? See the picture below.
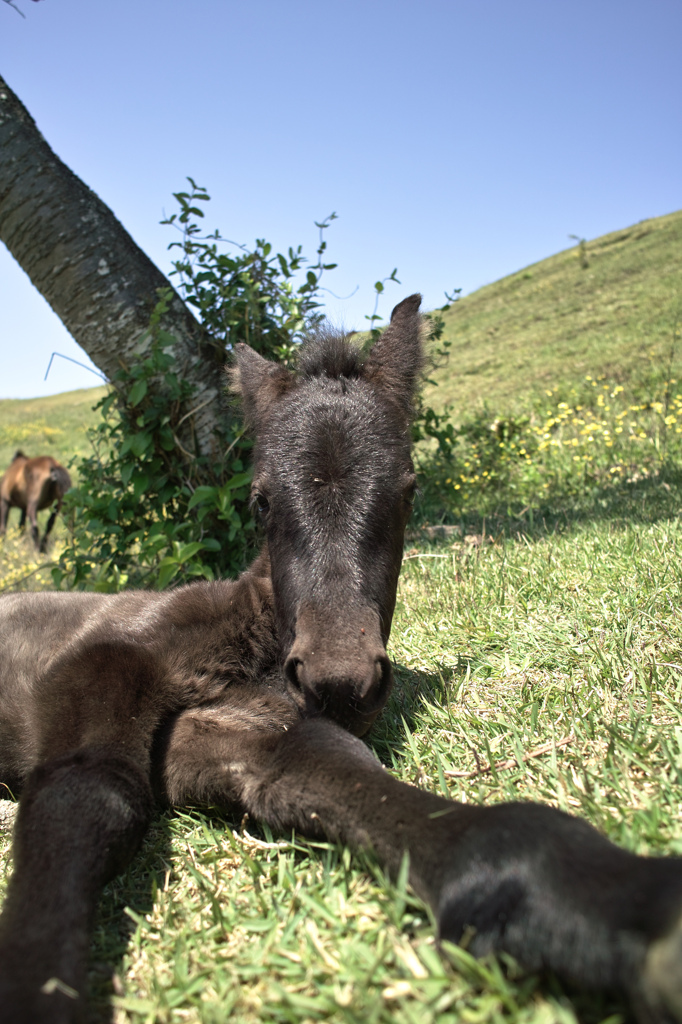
[25,499,40,549]
[160,712,682,1022]
[19,507,26,529]
[0,749,153,1024]
[40,499,61,553]
[0,496,8,535]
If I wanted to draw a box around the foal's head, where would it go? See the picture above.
[234,294,424,735]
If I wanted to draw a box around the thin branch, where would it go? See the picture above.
[318,284,360,300]
[175,394,214,430]
[240,827,291,850]
[222,430,246,462]
[2,0,26,18]
[444,733,574,779]
[44,351,108,382]
[171,432,197,461]
[403,553,449,560]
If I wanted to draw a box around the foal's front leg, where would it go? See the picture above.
[161,712,682,1023]
[0,747,152,1024]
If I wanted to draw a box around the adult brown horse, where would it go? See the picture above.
[0,451,72,553]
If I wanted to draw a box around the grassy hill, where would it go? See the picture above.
[426,209,682,415]
[0,385,107,472]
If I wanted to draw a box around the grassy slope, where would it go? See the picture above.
[0,385,107,471]
[426,209,682,415]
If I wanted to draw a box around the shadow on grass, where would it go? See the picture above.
[413,462,682,546]
[87,811,176,1022]
[369,663,451,766]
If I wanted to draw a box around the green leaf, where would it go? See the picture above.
[132,473,149,500]
[159,425,175,451]
[157,558,180,590]
[130,432,152,457]
[175,541,205,563]
[100,393,117,415]
[129,378,148,405]
[187,486,218,511]
[224,471,253,491]
[201,538,221,552]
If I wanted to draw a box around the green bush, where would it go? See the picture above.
[414,371,682,525]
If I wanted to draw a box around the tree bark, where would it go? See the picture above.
[0,73,228,459]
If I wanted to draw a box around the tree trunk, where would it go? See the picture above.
[0,73,228,459]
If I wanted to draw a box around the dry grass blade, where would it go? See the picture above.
[444,735,574,778]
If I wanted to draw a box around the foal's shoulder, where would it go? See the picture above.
[162,565,274,632]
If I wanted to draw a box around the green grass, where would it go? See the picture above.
[426,209,682,416]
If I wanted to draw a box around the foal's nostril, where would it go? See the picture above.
[372,655,392,705]
[355,654,392,716]
[284,656,303,691]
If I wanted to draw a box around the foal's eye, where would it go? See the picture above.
[255,493,270,516]
[404,479,417,505]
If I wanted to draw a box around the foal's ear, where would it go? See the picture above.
[231,344,294,430]
[363,294,425,416]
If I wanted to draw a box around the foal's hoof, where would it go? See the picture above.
[639,919,682,1023]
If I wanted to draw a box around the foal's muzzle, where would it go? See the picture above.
[284,605,393,736]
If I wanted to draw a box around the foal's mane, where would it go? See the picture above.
[296,329,364,382]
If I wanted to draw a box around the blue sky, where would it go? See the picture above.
[0,0,680,397]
